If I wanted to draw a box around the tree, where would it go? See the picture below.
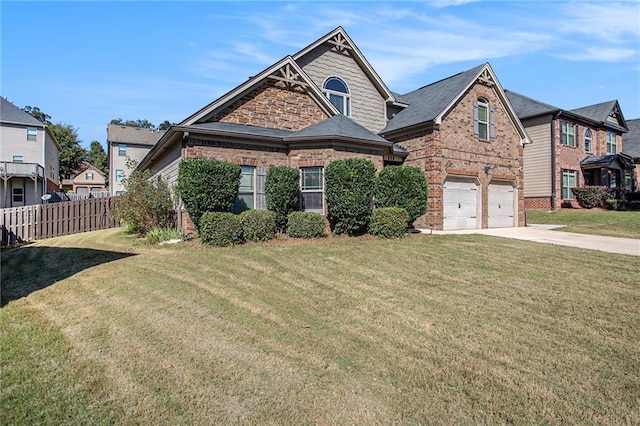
[157,120,173,131]
[374,166,428,227]
[50,123,86,177]
[22,106,51,125]
[86,140,107,173]
[110,118,155,129]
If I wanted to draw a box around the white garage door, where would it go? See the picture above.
[488,182,515,228]
[443,178,479,230]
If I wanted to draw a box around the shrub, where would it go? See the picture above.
[374,166,427,227]
[604,199,624,211]
[145,227,184,245]
[265,166,299,232]
[572,186,615,209]
[325,158,376,235]
[199,212,243,246]
[628,200,640,210]
[175,158,241,230]
[287,212,327,238]
[369,207,409,239]
[240,210,276,242]
[111,169,175,235]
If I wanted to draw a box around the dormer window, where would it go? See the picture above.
[323,77,350,116]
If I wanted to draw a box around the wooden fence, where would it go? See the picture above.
[1,197,120,246]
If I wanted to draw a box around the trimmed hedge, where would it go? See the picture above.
[199,212,243,247]
[265,166,299,232]
[369,207,409,239]
[604,199,623,211]
[287,212,327,238]
[175,158,241,230]
[572,186,615,209]
[374,165,427,227]
[240,210,276,242]
[325,158,376,235]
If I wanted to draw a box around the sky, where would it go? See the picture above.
[1,1,639,150]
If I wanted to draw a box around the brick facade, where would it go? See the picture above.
[390,81,524,230]
[216,80,328,131]
[524,197,552,210]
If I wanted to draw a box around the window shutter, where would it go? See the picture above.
[489,106,496,141]
[256,167,266,209]
[473,101,479,138]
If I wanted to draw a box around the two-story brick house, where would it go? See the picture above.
[505,91,632,210]
[0,97,60,208]
[138,27,529,231]
[107,125,165,195]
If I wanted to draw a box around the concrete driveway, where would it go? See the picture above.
[424,226,640,256]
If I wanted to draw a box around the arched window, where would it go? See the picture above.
[323,77,350,116]
[474,97,495,141]
[584,129,592,153]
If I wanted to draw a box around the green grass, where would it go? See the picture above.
[527,209,640,238]
[2,228,639,423]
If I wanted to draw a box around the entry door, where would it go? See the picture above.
[488,182,515,228]
[443,179,478,230]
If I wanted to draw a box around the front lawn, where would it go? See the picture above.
[2,229,639,424]
[527,209,640,238]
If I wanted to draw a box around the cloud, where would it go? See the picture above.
[557,2,640,43]
[428,0,481,8]
[555,47,637,62]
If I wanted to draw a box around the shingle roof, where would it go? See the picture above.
[106,124,165,146]
[624,118,640,159]
[570,100,618,124]
[0,97,44,126]
[504,90,560,119]
[285,114,391,145]
[187,122,293,139]
[381,63,486,134]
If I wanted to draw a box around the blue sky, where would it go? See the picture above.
[2,1,639,149]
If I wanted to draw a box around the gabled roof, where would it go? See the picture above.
[73,161,107,178]
[181,56,338,126]
[106,125,165,146]
[570,100,628,132]
[623,118,640,159]
[0,97,44,127]
[283,114,391,146]
[184,122,293,141]
[580,153,634,170]
[505,90,561,119]
[381,63,529,145]
[292,26,396,103]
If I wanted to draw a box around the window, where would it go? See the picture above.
[625,173,632,191]
[474,98,495,140]
[86,172,94,180]
[115,191,124,196]
[584,129,592,153]
[12,187,23,203]
[12,155,23,163]
[300,167,324,213]
[232,166,255,213]
[115,169,125,183]
[118,144,127,156]
[561,121,575,147]
[606,131,617,154]
[27,127,37,141]
[562,170,577,199]
[323,77,350,116]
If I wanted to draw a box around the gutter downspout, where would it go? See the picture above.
[550,114,557,210]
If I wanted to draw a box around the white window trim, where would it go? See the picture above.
[300,167,324,214]
[562,170,577,200]
[322,77,351,117]
[115,169,125,183]
[561,121,576,147]
[27,127,37,141]
[12,155,24,163]
[118,144,127,156]
[606,132,617,154]
[477,98,489,140]
[584,129,592,153]
[233,166,256,213]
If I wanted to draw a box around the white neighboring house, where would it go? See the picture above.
[107,125,165,195]
[0,97,60,208]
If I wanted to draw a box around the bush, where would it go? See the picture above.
[111,169,175,235]
[604,199,624,211]
[287,212,327,238]
[628,200,640,210]
[175,158,241,230]
[240,210,276,242]
[199,212,243,246]
[265,166,299,232]
[325,158,376,235]
[374,166,427,227]
[369,207,409,239]
[145,227,184,245]
[572,186,615,209]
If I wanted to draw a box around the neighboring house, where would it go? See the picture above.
[107,125,165,195]
[623,118,640,190]
[61,161,107,194]
[505,91,632,210]
[0,97,60,208]
[138,27,529,232]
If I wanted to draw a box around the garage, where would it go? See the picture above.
[443,178,480,230]
[488,181,516,228]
